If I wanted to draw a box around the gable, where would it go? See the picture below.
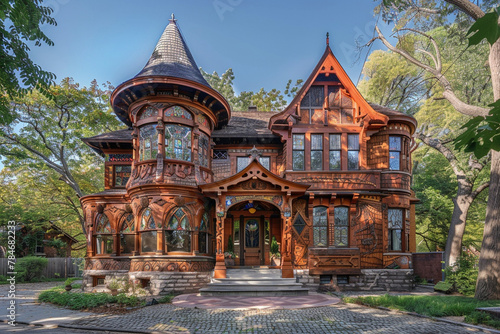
[270,44,389,131]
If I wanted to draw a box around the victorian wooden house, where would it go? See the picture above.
[80,16,417,293]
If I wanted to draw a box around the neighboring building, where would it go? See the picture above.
[0,222,77,258]
[81,16,417,293]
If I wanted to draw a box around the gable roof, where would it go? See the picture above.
[270,42,389,128]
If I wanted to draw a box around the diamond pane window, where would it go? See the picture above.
[259,157,270,170]
[139,124,158,161]
[237,156,250,172]
[165,124,192,162]
[165,106,192,120]
[213,150,228,160]
[313,207,328,246]
[198,132,209,167]
[334,207,349,247]
[293,214,306,235]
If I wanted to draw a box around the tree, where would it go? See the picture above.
[0,0,57,124]
[0,78,123,235]
[201,68,302,111]
[372,0,500,299]
[359,34,490,268]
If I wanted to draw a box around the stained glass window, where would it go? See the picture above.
[198,132,209,167]
[139,124,158,161]
[114,165,131,187]
[293,134,305,170]
[389,136,402,170]
[139,106,157,120]
[311,134,323,170]
[347,134,359,170]
[165,106,192,120]
[313,207,328,246]
[140,208,156,230]
[166,208,191,252]
[245,220,259,248]
[199,212,209,254]
[165,124,192,162]
[95,214,112,254]
[329,134,341,170]
[388,208,403,251]
[237,156,250,172]
[293,214,306,235]
[334,207,349,247]
[120,214,135,254]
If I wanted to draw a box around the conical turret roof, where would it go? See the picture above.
[135,14,210,87]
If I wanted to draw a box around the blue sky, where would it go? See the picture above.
[30,0,391,96]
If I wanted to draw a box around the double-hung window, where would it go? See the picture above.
[292,134,305,170]
[389,136,402,170]
[310,134,323,170]
[329,134,341,170]
[347,134,359,170]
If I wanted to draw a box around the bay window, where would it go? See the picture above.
[165,207,192,253]
[165,124,192,161]
[139,124,158,161]
[120,213,135,254]
[95,214,113,255]
[389,136,402,170]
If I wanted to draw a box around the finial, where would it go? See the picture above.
[326,32,330,46]
[170,13,177,23]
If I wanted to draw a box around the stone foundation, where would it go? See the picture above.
[294,269,414,292]
[83,270,212,295]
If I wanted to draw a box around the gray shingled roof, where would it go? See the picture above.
[212,111,278,138]
[135,16,210,88]
[82,129,132,142]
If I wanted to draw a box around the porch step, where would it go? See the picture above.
[200,268,309,296]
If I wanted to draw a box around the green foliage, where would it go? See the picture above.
[46,239,67,257]
[444,253,479,295]
[201,68,302,111]
[454,99,500,158]
[465,310,500,329]
[270,236,280,258]
[467,6,500,46]
[158,294,175,303]
[38,288,145,310]
[343,294,500,318]
[227,235,234,253]
[15,256,48,282]
[0,0,57,124]
[64,277,79,286]
[434,281,453,293]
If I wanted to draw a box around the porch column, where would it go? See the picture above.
[214,200,227,278]
[281,215,294,278]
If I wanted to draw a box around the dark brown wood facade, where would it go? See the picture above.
[81,18,417,283]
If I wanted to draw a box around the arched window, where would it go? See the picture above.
[199,212,209,254]
[95,214,113,255]
[165,124,192,162]
[313,206,328,247]
[165,207,192,253]
[140,208,157,253]
[120,214,135,254]
[139,124,158,161]
[334,207,349,247]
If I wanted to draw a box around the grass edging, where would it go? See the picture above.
[343,295,500,332]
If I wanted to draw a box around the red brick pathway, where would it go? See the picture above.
[172,292,341,310]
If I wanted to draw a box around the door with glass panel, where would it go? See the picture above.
[244,218,261,266]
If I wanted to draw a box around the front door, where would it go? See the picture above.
[244,218,261,266]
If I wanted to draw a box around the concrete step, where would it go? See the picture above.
[200,268,309,296]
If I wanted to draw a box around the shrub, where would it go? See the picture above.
[64,277,79,286]
[15,256,48,282]
[434,281,453,294]
[270,236,280,258]
[158,294,174,303]
[444,253,478,295]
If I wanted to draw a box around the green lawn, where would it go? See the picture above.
[343,294,500,329]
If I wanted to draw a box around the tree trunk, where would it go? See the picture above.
[444,191,473,267]
[475,36,500,300]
